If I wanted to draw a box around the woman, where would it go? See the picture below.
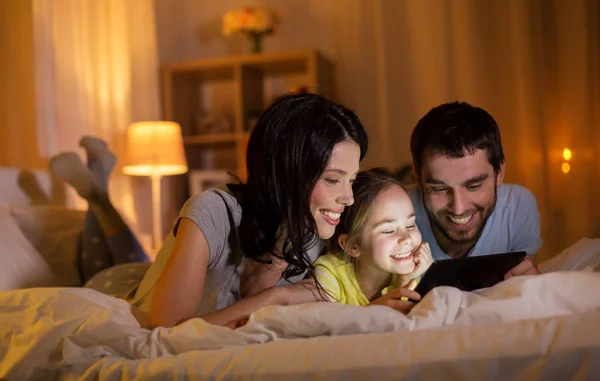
[131,92,369,327]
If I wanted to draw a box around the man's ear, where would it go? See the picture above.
[412,162,421,187]
[338,234,361,258]
[496,162,506,186]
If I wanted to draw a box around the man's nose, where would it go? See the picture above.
[449,189,468,215]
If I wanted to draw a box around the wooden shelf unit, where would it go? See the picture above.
[160,50,335,179]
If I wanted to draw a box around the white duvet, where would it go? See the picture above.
[1,238,600,380]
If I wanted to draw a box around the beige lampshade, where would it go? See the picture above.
[122,121,188,176]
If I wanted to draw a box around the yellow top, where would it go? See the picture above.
[313,251,400,306]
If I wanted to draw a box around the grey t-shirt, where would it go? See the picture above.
[407,183,543,261]
[131,188,324,315]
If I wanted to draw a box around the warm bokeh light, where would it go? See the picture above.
[562,162,571,174]
[563,148,572,161]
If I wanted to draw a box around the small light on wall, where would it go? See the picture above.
[563,148,572,161]
[562,162,571,174]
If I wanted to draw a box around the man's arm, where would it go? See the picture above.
[505,254,537,279]
[505,186,543,278]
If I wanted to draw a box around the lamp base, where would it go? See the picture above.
[150,174,163,252]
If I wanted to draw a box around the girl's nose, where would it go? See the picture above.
[397,233,412,246]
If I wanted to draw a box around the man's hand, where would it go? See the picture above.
[504,255,538,280]
[368,287,421,314]
[398,242,433,287]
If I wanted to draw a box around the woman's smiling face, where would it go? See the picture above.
[310,141,361,239]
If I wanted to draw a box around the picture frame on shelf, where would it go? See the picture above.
[188,170,230,195]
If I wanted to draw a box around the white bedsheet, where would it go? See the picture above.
[1,238,600,380]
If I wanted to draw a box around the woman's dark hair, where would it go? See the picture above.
[410,101,505,178]
[237,92,368,279]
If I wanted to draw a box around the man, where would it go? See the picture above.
[408,101,541,278]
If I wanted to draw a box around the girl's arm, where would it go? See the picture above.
[148,218,210,327]
[369,287,421,314]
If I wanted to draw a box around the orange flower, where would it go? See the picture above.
[222,7,281,37]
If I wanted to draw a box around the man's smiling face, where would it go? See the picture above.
[419,149,505,251]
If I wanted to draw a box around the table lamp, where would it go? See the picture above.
[122,121,188,251]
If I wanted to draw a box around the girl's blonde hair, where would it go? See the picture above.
[328,167,406,261]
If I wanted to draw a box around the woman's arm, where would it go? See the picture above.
[148,215,326,327]
[199,278,328,326]
[149,218,210,327]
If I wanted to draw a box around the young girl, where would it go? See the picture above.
[314,168,433,313]
[131,92,369,327]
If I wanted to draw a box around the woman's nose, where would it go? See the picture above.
[337,183,354,206]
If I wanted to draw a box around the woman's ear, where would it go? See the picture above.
[338,234,361,258]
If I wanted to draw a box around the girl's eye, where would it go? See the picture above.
[324,178,340,185]
[406,224,416,230]
[382,230,394,235]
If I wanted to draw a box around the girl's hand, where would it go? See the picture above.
[368,287,421,314]
[411,242,434,278]
[398,242,433,287]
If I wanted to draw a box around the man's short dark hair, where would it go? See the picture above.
[410,101,505,177]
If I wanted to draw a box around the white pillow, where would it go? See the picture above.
[9,205,84,287]
[0,205,58,290]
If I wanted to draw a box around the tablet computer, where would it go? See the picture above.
[413,251,526,298]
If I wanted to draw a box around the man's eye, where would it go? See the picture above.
[466,184,482,191]
[430,187,448,193]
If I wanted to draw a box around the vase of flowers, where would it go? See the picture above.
[222,7,281,54]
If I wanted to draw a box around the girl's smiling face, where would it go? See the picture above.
[358,185,422,277]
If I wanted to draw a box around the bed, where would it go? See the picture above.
[1,166,600,380]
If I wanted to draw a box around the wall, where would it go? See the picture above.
[152,0,389,170]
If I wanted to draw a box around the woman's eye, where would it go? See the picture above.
[382,230,394,235]
[324,178,340,185]
[406,224,416,230]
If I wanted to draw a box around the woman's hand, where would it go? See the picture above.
[203,279,327,327]
[224,315,250,329]
[398,242,433,287]
[277,278,331,305]
[368,287,421,314]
